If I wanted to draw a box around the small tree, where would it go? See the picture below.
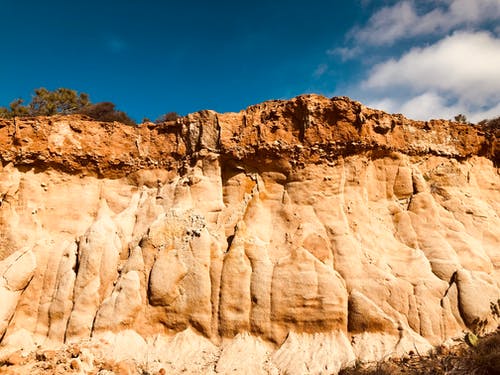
[0,88,89,118]
[0,106,10,118]
[29,87,89,116]
[0,88,136,125]
[478,116,500,130]
[9,99,30,117]
[80,102,136,126]
[155,112,180,123]
[454,114,468,123]
[0,99,30,118]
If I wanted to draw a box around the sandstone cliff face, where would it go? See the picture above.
[0,95,498,374]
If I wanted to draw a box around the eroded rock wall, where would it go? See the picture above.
[0,95,498,374]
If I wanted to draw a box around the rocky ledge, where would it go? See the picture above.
[0,95,499,374]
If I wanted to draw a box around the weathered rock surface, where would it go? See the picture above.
[0,95,498,374]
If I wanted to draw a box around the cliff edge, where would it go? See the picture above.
[0,95,499,374]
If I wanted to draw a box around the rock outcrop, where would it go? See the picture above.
[0,94,498,374]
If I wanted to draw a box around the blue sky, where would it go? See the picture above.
[1,0,499,122]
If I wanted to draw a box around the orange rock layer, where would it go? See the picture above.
[0,95,498,374]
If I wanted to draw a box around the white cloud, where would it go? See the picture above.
[364,31,500,102]
[352,1,417,46]
[472,102,500,121]
[367,91,500,122]
[328,2,500,121]
[399,92,461,120]
[359,31,500,120]
[351,0,500,46]
[313,64,328,78]
[327,46,362,61]
[365,97,398,113]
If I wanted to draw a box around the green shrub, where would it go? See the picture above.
[0,87,136,125]
[79,102,136,126]
[454,113,468,123]
[155,112,180,123]
[28,87,89,115]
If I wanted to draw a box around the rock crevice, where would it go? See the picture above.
[0,94,498,373]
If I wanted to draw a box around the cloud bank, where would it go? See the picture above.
[331,0,500,121]
[351,0,500,46]
[363,31,500,121]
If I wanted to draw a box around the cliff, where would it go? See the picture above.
[0,95,498,374]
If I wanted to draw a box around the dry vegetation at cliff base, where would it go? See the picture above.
[340,330,500,375]
[1,331,499,374]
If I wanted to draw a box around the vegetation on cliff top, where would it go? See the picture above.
[0,88,497,130]
[0,88,137,126]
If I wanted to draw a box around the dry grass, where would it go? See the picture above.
[468,331,500,375]
[339,329,500,375]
